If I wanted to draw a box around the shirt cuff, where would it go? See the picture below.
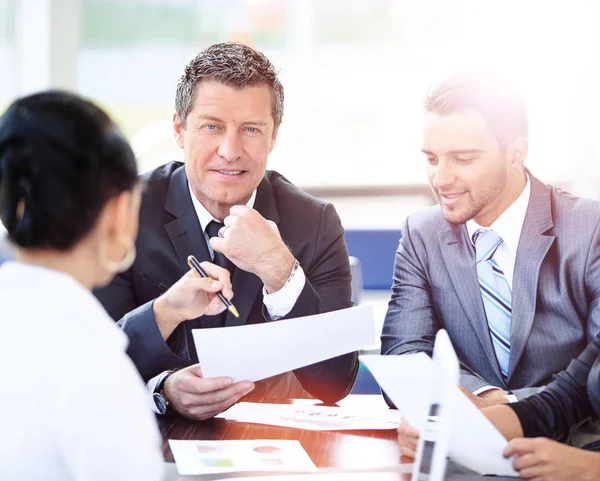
[262,264,306,320]
[473,385,503,396]
[472,385,518,403]
[146,372,165,415]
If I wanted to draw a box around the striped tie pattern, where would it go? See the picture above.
[473,229,512,381]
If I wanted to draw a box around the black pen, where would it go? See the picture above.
[187,254,239,318]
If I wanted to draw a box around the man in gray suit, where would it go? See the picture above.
[382,74,600,412]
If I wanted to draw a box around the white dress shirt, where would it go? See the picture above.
[466,175,531,399]
[0,262,163,481]
[466,175,531,289]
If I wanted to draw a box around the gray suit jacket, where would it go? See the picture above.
[382,173,600,399]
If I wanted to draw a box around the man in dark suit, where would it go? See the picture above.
[386,73,600,452]
[96,43,358,420]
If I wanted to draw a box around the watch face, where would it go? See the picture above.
[153,393,168,415]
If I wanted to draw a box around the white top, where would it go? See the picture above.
[466,174,531,289]
[0,262,163,481]
[187,184,305,318]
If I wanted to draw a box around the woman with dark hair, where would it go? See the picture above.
[0,91,233,481]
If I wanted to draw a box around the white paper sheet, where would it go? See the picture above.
[192,305,375,382]
[216,402,401,431]
[360,354,518,477]
[168,439,317,475]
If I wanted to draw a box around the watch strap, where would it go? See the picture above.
[153,370,174,395]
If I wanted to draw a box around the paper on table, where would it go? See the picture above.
[220,473,413,481]
[193,305,375,382]
[216,402,401,431]
[169,439,317,475]
[360,354,518,477]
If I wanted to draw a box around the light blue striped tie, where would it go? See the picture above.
[474,229,512,381]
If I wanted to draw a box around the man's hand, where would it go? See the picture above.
[397,418,419,459]
[164,364,254,420]
[153,262,233,339]
[505,437,600,481]
[210,205,295,293]
[459,386,509,409]
[397,386,508,460]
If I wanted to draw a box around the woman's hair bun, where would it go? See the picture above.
[0,91,138,250]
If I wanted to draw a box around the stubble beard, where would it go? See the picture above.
[440,167,509,226]
[440,193,482,226]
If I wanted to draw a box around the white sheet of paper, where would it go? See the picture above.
[360,354,517,477]
[216,402,401,431]
[169,439,317,475]
[360,353,433,430]
[192,305,375,382]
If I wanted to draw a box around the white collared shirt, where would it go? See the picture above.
[466,174,531,289]
[0,262,163,481]
[466,174,531,400]
[187,183,305,318]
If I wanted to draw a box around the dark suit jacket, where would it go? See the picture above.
[382,173,600,399]
[95,161,358,403]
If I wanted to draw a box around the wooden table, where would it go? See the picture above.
[160,395,401,471]
[159,395,517,480]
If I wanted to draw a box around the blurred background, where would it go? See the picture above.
[1,0,600,314]
[2,0,600,224]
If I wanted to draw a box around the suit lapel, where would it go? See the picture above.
[439,225,503,381]
[508,174,555,378]
[224,174,280,327]
[163,166,221,329]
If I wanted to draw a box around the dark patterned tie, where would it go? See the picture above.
[205,220,234,273]
[201,221,235,328]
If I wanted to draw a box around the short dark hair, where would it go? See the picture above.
[175,42,284,128]
[0,91,138,250]
[424,73,528,146]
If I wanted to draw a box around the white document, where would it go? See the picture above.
[412,330,458,481]
[216,402,401,431]
[360,354,518,477]
[192,305,375,382]
[169,439,317,475]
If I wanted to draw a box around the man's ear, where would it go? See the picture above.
[268,126,279,154]
[174,113,185,149]
[507,137,528,169]
[99,191,133,242]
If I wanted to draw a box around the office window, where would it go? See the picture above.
[75,0,599,193]
[0,0,16,106]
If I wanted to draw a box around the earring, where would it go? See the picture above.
[100,236,136,274]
